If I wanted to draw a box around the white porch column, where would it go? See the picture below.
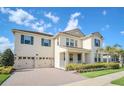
[65,51,69,65]
[97,54,99,62]
[101,54,103,62]
[82,53,85,63]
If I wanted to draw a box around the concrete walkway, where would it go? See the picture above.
[64,71,124,86]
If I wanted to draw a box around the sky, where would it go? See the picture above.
[0,7,124,52]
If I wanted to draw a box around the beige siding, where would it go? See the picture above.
[14,31,54,69]
[82,38,92,49]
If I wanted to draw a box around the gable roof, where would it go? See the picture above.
[63,28,85,37]
[82,32,103,40]
[12,29,54,37]
[55,28,85,38]
[91,32,103,39]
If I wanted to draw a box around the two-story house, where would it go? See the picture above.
[12,28,103,69]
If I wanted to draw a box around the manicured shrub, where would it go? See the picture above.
[0,66,13,74]
[66,62,120,72]
[107,62,120,69]
[66,63,81,70]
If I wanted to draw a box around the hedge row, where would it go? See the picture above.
[66,62,120,72]
[0,66,13,74]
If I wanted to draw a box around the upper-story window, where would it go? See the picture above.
[70,39,74,47]
[94,39,100,47]
[66,38,69,46]
[75,40,77,47]
[21,35,33,45]
[41,38,51,47]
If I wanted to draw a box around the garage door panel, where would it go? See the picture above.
[35,58,53,68]
[14,57,34,69]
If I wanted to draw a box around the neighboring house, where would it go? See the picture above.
[12,28,104,69]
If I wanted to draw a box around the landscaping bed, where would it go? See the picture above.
[66,62,120,72]
[111,77,124,86]
[66,62,124,78]
[0,66,13,74]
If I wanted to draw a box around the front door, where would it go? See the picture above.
[69,54,73,63]
[78,54,81,63]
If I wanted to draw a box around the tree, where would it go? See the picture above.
[0,52,2,65]
[113,44,122,49]
[1,48,14,66]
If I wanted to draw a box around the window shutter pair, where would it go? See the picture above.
[21,35,33,45]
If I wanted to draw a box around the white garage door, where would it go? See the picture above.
[35,57,54,68]
[14,57,35,69]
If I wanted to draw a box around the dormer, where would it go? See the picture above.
[82,32,103,50]
[54,28,85,48]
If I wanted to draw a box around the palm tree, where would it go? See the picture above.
[113,44,122,48]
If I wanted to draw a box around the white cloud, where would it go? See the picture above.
[58,28,62,32]
[120,31,124,35]
[101,24,110,31]
[0,36,14,52]
[9,9,35,25]
[31,22,52,32]
[0,8,52,32]
[44,12,59,23]
[64,12,81,31]
[0,7,11,14]
[102,10,107,16]
[105,24,110,29]
[71,12,80,19]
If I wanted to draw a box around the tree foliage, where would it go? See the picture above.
[1,49,14,66]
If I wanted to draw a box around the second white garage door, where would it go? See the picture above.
[35,57,54,68]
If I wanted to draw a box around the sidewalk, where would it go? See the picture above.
[64,71,124,86]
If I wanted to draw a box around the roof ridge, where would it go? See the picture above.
[12,29,53,37]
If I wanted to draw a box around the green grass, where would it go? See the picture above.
[0,74,10,85]
[111,77,124,86]
[80,67,124,78]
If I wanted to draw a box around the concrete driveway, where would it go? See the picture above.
[2,68,86,86]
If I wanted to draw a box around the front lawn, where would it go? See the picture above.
[111,77,124,86]
[0,74,10,85]
[80,67,124,78]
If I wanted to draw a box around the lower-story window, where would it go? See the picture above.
[78,54,81,63]
[98,58,101,62]
[70,54,73,61]
[94,58,97,62]
[94,53,97,62]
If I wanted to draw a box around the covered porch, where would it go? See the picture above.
[59,47,90,68]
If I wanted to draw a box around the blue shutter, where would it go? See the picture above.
[31,36,33,45]
[21,35,24,44]
[49,40,51,46]
[41,38,44,46]
[94,39,96,46]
